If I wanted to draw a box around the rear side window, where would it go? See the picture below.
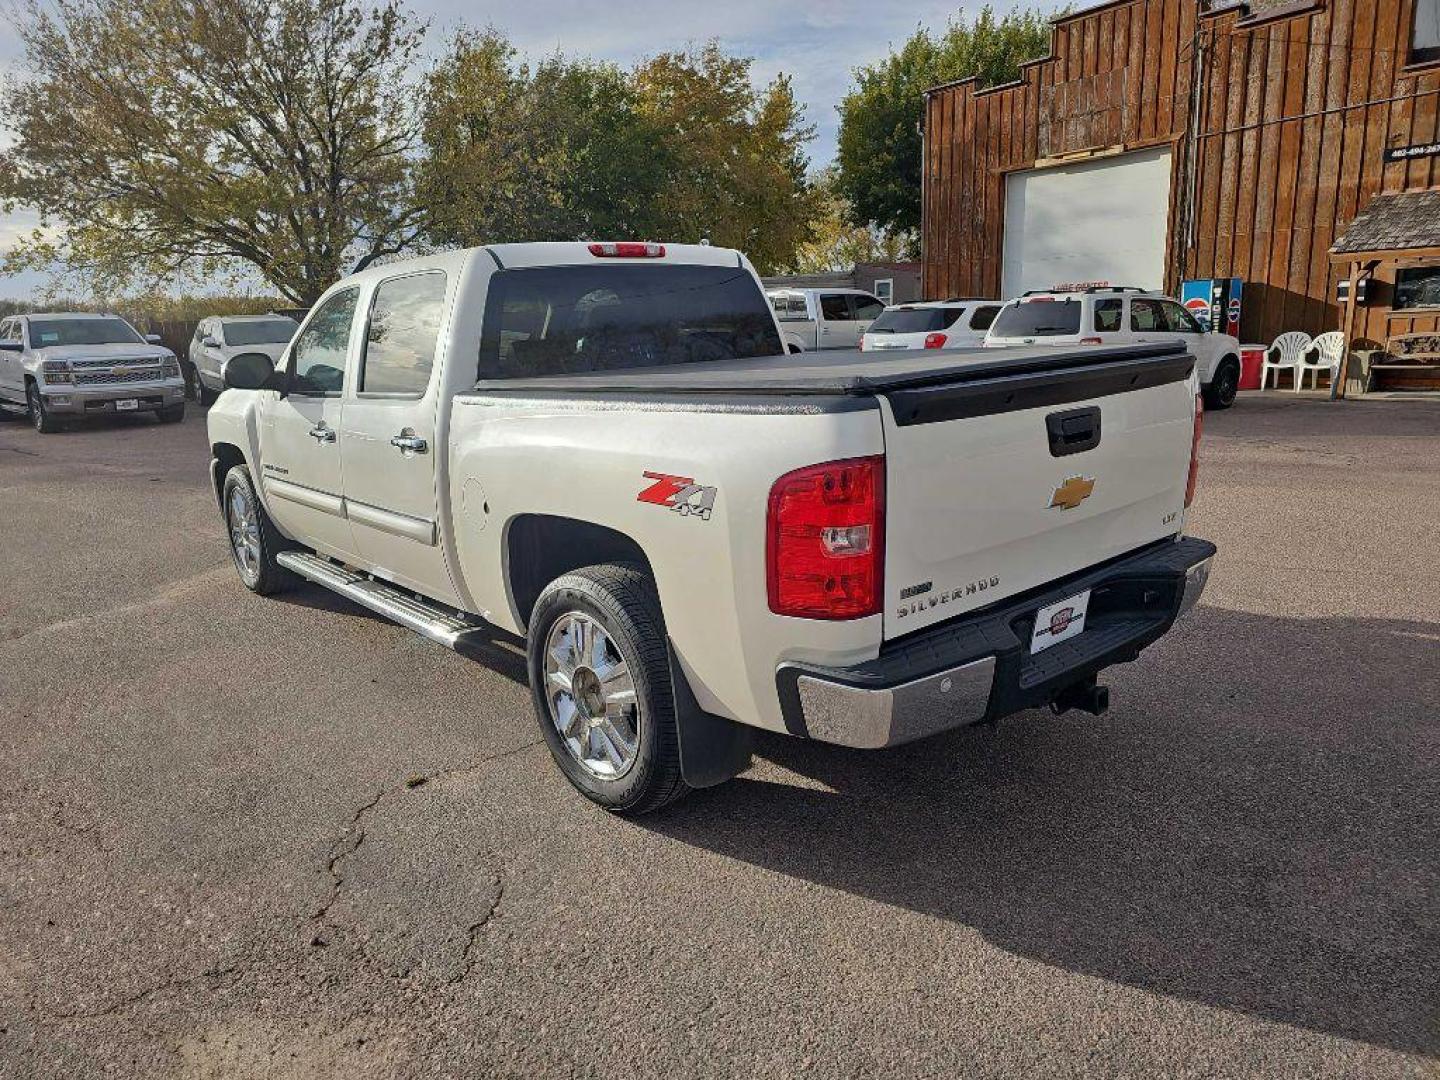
[968,305,1001,331]
[819,294,852,321]
[1130,298,1167,332]
[361,272,447,395]
[989,299,1083,337]
[1093,299,1124,333]
[479,265,783,379]
[868,308,949,334]
[770,294,808,321]
[225,318,299,346]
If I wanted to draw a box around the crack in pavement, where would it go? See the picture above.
[304,739,542,936]
[448,866,506,987]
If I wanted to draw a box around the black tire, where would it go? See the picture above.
[1203,357,1240,410]
[526,564,690,815]
[221,465,296,595]
[26,381,61,434]
[197,380,217,406]
[156,402,186,424]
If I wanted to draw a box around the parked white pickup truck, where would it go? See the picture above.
[767,287,886,352]
[0,312,187,432]
[208,242,1215,814]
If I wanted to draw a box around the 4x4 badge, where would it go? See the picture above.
[637,472,716,521]
[1050,475,1096,511]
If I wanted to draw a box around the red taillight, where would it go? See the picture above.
[923,332,948,350]
[1185,395,1204,507]
[588,241,665,258]
[1079,336,1104,345]
[767,456,884,620]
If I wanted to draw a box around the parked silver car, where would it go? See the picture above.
[0,312,186,433]
[189,315,299,405]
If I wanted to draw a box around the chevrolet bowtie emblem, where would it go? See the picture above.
[1049,475,1096,510]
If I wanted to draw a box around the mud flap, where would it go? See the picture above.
[668,640,753,788]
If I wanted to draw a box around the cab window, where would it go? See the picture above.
[1161,301,1203,333]
[360,271,447,396]
[1093,299,1124,333]
[819,294,852,321]
[852,296,886,321]
[291,288,359,394]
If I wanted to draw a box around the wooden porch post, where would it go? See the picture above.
[1335,260,1361,401]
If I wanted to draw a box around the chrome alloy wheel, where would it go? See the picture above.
[543,612,641,780]
[227,486,262,583]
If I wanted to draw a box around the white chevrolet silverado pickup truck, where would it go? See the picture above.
[207,241,1215,814]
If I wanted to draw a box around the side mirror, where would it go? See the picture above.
[202,336,220,348]
[224,352,277,391]
[144,333,163,345]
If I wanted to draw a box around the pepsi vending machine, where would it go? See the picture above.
[1180,278,1243,337]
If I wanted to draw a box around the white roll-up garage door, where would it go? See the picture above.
[1002,147,1173,298]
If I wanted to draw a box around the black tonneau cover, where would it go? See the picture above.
[471,342,1191,398]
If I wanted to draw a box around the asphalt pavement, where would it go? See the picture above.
[0,393,1436,1078]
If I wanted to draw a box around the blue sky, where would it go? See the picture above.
[0,1,1038,298]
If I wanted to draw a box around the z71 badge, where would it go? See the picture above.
[637,471,717,521]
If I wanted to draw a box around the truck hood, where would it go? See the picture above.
[33,343,174,363]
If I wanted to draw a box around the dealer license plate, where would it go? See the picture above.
[1030,590,1091,655]
[115,399,138,411]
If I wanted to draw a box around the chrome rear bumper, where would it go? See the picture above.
[778,536,1216,750]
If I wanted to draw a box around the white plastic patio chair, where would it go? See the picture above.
[1297,331,1345,391]
[1262,332,1311,390]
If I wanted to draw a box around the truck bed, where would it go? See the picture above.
[470,342,1192,398]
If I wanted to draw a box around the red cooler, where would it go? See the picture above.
[1239,345,1266,391]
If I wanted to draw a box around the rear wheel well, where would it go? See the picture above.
[506,515,654,633]
[210,442,246,507]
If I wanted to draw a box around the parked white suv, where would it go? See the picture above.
[190,314,299,405]
[985,287,1243,408]
[0,312,187,432]
[861,299,1003,352]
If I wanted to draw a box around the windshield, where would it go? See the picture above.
[223,318,298,346]
[479,265,783,378]
[28,317,143,347]
[867,308,952,334]
[989,299,1083,337]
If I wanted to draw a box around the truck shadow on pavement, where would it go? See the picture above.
[649,606,1439,1057]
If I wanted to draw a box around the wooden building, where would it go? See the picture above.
[921,0,1440,383]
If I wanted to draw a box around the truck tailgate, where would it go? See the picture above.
[881,348,1196,640]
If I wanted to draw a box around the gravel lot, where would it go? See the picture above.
[0,394,1436,1078]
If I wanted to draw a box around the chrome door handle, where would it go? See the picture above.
[390,434,428,453]
[308,425,336,443]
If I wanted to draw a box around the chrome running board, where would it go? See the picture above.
[276,550,487,649]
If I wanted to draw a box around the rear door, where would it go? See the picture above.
[851,294,886,340]
[817,293,858,349]
[256,287,360,560]
[879,347,1197,639]
[339,269,459,603]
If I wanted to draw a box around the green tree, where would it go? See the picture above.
[0,0,426,306]
[630,44,821,273]
[780,170,914,274]
[418,37,822,274]
[835,4,1060,239]
[418,31,670,249]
